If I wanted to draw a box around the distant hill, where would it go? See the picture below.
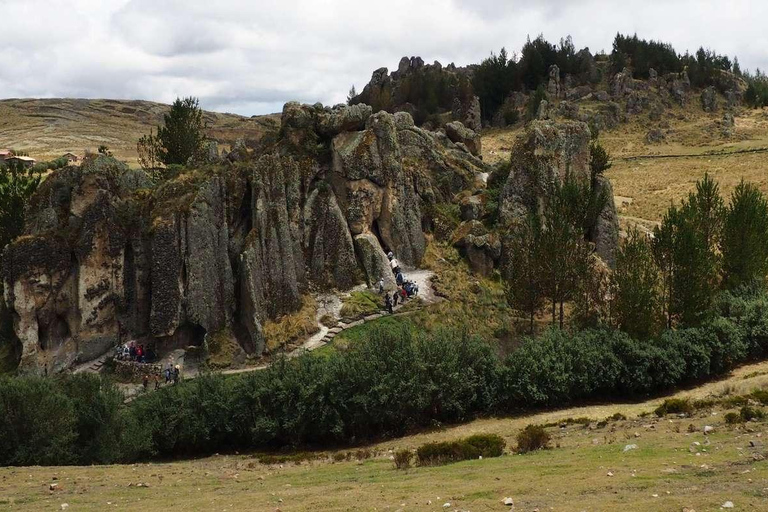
[0,98,280,164]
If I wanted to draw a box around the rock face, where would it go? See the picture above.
[499,120,619,267]
[547,65,562,99]
[4,104,488,373]
[499,121,592,225]
[701,86,718,112]
[452,220,501,277]
[445,121,481,157]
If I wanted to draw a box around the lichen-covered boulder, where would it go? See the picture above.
[590,175,619,268]
[354,233,396,290]
[452,221,501,276]
[701,86,718,113]
[317,103,372,136]
[500,120,591,225]
[445,121,481,157]
[303,185,360,290]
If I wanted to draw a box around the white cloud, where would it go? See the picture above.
[0,0,765,115]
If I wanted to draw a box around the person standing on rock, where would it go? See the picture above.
[392,289,399,307]
[385,293,393,314]
[390,257,400,276]
[154,373,161,390]
[377,278,384,294]
[173,365,180,384]
[142,374,149,391]
[165,364,172,384]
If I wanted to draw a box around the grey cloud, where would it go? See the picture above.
[0,0,765,116]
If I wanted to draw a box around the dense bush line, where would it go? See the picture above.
[416,434,505,466]
[3,290,768,466]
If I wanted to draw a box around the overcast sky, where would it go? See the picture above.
[1,0,765,116]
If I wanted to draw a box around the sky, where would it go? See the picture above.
[1,0,766,116]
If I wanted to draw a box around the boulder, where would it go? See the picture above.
[452,221,501,276]
[666,71,690,106]
[499,120,592,225]
[626,92,650,115]
[611,67,634,98]
[317,103,373,136]
[590,175,620,267]
[444,121,481,156]
[557,100,581,120]
[700,86,718,113]
[646,128,666,144]
[460,194,484,221]
[547,64,562,98]
[354,233,396,290]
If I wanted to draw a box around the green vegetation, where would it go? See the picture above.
[654,398,694,417]
[339,290,382,321]
[138,96,207,173]
[515,424,550,453]
[610,33,735,88]
[393,449,413,470]
[415,434,505,466]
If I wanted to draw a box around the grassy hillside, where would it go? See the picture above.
[484,104,768,230]
[0,98,280,165]
[1,360,766,511]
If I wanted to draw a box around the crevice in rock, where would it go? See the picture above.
[37,314,70,351]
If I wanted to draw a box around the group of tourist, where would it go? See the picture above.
[141,363,181,391]
[116,341,156,363]
[381,251,419,314]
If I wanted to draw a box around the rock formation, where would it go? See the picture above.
[350,56,482,131]
[4,103,488,373]
[498,120,619,266]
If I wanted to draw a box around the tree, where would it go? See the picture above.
[721,180,768,289]
[137,129,162,173]
[156,97,207,166]
[653,176,723,327]
[539,178,595,328]
[504,213,546,333]
[346,85,357,105]
[97,145,112,157]
[589,139,611,185]
[612,229,663,339]
[0,160,42,253]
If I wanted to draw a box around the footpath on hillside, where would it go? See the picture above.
[109,267,439,399]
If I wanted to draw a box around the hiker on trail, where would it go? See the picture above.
[387,251,394,260]
[154,373,161,390]
[136,344,144,363]
[396,271,404,286]
[165,364,172,384]
[173,365,180,384]
[399,286,407,301]
[392,289,399,307]
[385,293,393,314]
[142,374,149,391]
[390,257,401,275]
[377,277,384,294]
[129,342,136,361]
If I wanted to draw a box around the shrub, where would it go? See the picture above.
[724,412,741,424]
[516,424,550,454]
[740,406,765,422]
[655,398,694,417]
[416,434,505,466]
[355,448,372,460]
[339,291,381,321]
[608,413,627,421]
[751,389,768,406]
[393,449,413,470]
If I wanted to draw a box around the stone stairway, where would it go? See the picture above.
[73,353,110,374]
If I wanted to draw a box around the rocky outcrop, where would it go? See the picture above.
[701,86,718,112]
[354,233,396,290]
[547,65,562,99]
[350,56,480,131]
[499,120,592,225]
[444,121,481,157]
[5,103,489,373]
[452,221,501,277]
[498,120,619,267]
[591,175,619,267]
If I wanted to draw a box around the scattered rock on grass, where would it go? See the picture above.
[623,444,639,452]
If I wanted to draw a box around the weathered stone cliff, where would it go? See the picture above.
[3,102,488,373]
